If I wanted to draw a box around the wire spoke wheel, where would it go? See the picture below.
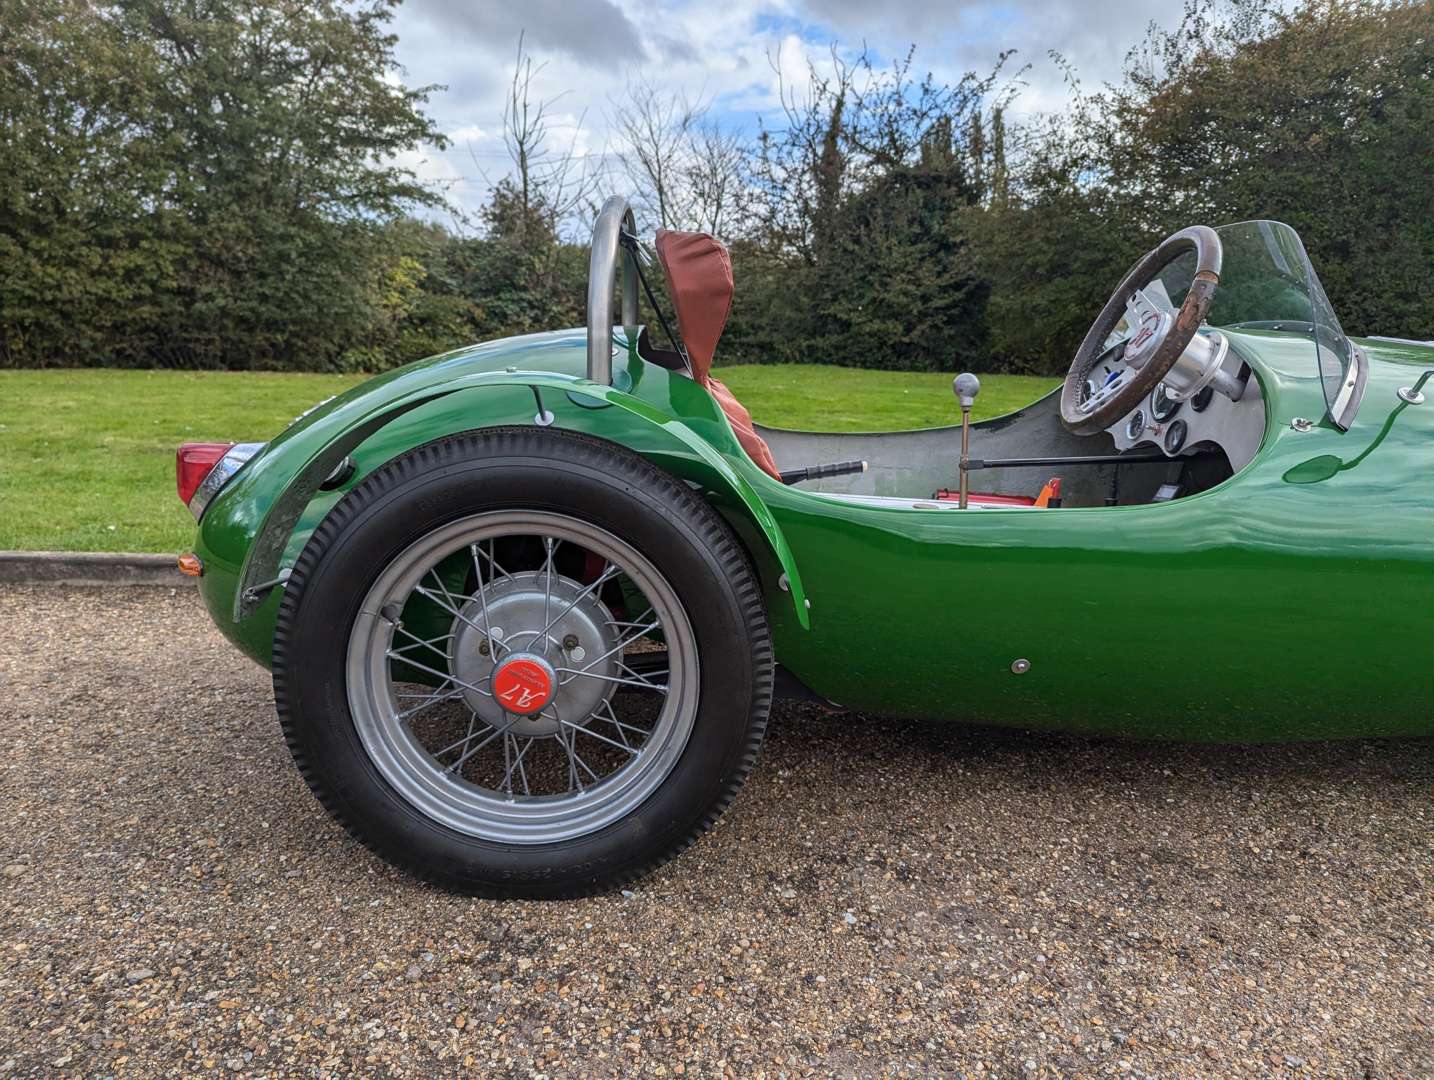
[347,511,699,845]
[274,428,770,896]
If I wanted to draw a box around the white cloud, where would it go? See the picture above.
[388,0,1161,221]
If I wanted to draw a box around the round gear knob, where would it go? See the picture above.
[953,372,981,409]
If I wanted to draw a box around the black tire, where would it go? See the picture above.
[272,427,772,897]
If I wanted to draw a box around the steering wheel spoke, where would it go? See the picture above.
[1079,364,1131,415]
[1060,226,1223,436]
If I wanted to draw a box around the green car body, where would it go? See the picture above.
[192,322,1434,743]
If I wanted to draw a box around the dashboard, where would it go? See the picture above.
[1104,343,1265,473]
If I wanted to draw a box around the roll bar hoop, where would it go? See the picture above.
[586,195,640,385]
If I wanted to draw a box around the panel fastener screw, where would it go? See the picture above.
[1010,658,1031,674]
[1290,417,1314,432]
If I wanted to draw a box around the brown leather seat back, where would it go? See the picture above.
[653,230,781,479]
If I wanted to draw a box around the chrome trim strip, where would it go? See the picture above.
[1328,343,1367,431]
[188,442,266,521]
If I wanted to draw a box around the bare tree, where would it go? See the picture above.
[753,44,1022,259]
[480,32,605,241]
[683,117,750,237]
[751,45,857,263]
[609,78,702,230]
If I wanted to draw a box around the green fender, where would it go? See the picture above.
[221,369,810,629]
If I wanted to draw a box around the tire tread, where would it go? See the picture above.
[271,427,772,897]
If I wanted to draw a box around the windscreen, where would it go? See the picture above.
[1154,220,1356,426]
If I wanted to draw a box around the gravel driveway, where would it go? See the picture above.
[1,584,1430,1078]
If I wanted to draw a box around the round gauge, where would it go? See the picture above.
[1191,385,1215,413]
[1164,419,1189,455]
[1151,382,1183,423]
[1125,409,1146,442]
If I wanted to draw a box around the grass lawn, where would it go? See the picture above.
[718,364,1057,432]
[0,366,1058,554]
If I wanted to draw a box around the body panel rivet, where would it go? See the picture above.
[1011,658,1031,674]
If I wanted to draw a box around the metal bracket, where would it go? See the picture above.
[1396,369,1431,406]
[530,386,555,426]
[242,567,291,605]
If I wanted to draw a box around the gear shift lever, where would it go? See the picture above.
[953,373,980,509]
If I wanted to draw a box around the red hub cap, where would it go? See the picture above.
[491,653,556,716]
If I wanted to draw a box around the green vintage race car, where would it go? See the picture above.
[176,196,1434,896]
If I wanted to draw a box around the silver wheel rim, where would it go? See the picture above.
[346,511,699,844]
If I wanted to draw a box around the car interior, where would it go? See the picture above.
[635,227,1267,510]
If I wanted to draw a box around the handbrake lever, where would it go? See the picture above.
[779,460,868,485]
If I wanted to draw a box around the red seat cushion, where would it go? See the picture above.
[705,375,781,478]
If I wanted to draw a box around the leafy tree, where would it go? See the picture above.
[1103,0,1434,339]
[0,0,444,369]
[976,0,1434,369]
[726,49,1009,369]
[4,0,1431,377]
[469,179,586,337]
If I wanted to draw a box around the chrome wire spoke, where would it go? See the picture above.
[472,537,514,583]
[565,616,661,679]
[561,717,641,757]
[515,737,532,796]
[384,650,492,700]
[557,727,601,791]
[597,700,633,749]
[428,566,465,608]
[395,684,466,722]
[500,732,536,797]
[445,713,523,774]
[527,563,621,649]
[414,585,502,653]
[430,711,484,762]
[541,537,557,652]
[426,567,480,638]
[414,574,508,658]
[599,700,653,742]
[468,543,504,650]
[432,708,481,762]
[615,659,669,689]
[388,627,455,662]
[560,729,581,793]
[554,667,669,692]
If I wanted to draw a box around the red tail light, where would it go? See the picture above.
[176,442,235,505]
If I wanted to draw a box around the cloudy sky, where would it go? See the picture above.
[387,0,1164,225]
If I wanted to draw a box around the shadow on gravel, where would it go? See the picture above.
[761,701,1434,789]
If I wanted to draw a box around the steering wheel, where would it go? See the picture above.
[1060,226,1223,436]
